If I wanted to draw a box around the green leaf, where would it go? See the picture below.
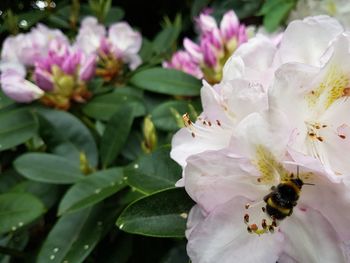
[37,205,118,263]
[125,147,181,194]
[14,153,83,184]
[100,105,134,168]
[0,193,45,235]
[151,100,200,131]
[261,0,296,32]
[82,92,145,121]
[37,108,98,167]
[0,108,37,151]
[11,181,62,210]
[58,168,126,215]
[153,26,180,54]
[105,7,125,25]
[0,90,14,109]
[117,188,194,237]
[130,68,201,96]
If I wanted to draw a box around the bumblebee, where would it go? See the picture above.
[263,177,304,220]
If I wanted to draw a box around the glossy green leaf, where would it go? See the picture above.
[37,205,117,263]
[14,153,83,184]
[0,108,37,151]
[0,193,45,235]
[82,92,145,121]
[260,0,296,32]
[117,188,194,237]
[58,168,126,215]
[11,181,62,210]
[105,7,125,25]
[130,68,201,96]
[37,108,98,167]
[153,26,180,54]
[125,147,181,194]
[151,100,200,131]
[100,105,134,168]
[0,90,14,109]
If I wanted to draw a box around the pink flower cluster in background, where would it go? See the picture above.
[171,16,350,262]
[0,17,142,108]
[164,10,249,84]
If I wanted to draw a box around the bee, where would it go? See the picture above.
[263,167,313,220]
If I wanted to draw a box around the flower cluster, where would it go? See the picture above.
[164,10,250,84]
[171,16,350,262]
[0,17,142,109]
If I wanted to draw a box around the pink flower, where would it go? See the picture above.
[164,10,250,84]
[1,66,43,102]
[75,16,142,74]
[163,51,203,79]
[1,24,68,66]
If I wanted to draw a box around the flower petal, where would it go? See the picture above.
[280,207,348,263]
[187,197,284,263]
[274,15,343,67]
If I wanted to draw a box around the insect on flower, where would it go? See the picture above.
[245,167,314,235]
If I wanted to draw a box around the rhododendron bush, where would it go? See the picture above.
[1,1,350,262]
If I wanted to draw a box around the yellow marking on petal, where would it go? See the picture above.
[253,145,289,184]
[307,66,349,110]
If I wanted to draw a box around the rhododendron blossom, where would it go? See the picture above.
[171,15,350,263]
[164,10,250,84]
[75,16,142,81]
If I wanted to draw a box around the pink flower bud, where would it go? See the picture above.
[184,38,203,63]
[220,10,239,41]
[34,68,54,91]
[62,51,82,75]
[79,54,96,81]
[164,51,203,79]
[1,69,44,102]
[202,42,217,68]
[197,13,218,34]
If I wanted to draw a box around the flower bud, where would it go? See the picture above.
[197,13,217,34]
[34,68,54,91]
[184,38,203,63]
[79,54,96,81]
[142,116,157,153]
[220,10,239,41]
[1,69,44,102]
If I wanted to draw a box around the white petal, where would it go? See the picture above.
[187,197,284,263]
[275,15,343,67]
[184,150,265,212]
[280,208,347,263]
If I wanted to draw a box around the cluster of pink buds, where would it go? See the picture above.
[34,40,96,109]
[0,17,142,109]
[164,10,249,84]
[75,17,142,82]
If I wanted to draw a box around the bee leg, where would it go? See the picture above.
[263,193,273,202]
[288,209,293,216]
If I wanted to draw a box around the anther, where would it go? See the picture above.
[182,113,192,127]
[244,214,249,223]
[317,136,324,142]
[339,134,346,139]
[322,125,327,128]
[191,132,195,138]
[257,178,261,183]
[245,203,250,209]
[249,224,258,232]
[247,226,252,233]
[268,225,274,233]
[262,207,266,213]
[308,132,315,137]
[262,219,267,229]
[216,120,221,126]
[208,121,212,126]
